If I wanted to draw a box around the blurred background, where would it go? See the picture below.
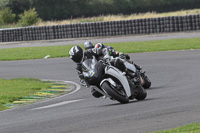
[0,0,200,28]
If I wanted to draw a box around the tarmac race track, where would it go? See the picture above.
[0,32,200,133]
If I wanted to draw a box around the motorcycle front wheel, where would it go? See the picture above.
[101,81,129,104]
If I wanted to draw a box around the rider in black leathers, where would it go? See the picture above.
[69,45,135,98]
[77,41,142,86]
[84,41,142,68]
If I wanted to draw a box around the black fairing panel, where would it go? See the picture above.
[87,62,105,85]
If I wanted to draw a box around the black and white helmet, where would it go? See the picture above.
[84,41,94,50]
[69,46,84,63]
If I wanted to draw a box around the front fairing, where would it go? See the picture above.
[82,58,96,72]
[82,58,104,85]
[103,65,132,97]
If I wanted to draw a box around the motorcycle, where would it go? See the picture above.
[82,56,147,104]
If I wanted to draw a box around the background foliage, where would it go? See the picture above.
[0,7,15,25]
[1,0,200,21]
[18,8,41,26]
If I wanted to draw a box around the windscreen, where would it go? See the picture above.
[82,57,98,72]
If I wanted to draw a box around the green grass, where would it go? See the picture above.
[0,45,72,61]
[0,38,200,61]
[108,38,200,53]
[0,78,50,111]
[152,123,200,133]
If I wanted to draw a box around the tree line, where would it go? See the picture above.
[1,0,200,21]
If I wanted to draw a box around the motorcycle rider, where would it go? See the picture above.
[83,41,142,76]
[84,41,142,70]
[94,42,142,70]
[84,41,113,51]
[84,41,94,50]
[84,41,126,60]
[84,41,128,59]
[69,45,135,98]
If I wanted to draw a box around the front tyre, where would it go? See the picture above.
[101,81,129,104]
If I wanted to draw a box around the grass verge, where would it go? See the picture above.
[0,38,200,61]
[152,123,200,133]
[0,78,50,111]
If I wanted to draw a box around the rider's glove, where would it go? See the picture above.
[125,54,130,60]
[119,53,125,59]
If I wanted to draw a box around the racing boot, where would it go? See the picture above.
[91,87,103,98]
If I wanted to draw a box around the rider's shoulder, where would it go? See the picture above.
[85,48,95,53]
[84,49,97,56]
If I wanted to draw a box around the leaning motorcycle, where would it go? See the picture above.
[82,57,147,104]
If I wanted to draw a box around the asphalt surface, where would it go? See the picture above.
[0,33,200,133]
[0,31,200,49]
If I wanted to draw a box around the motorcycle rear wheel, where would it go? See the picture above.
[135,85,147,100]
[101,81,129,104]
[142,74,151,89]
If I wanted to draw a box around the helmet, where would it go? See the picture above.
[93,43,104,55]
[69,46,84,63]
[84,41,94,50]
[95,43,104,49]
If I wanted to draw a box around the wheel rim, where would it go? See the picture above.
[110,84,127,97]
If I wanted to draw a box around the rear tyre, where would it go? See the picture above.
[135,85,147,100]
[101,81,129,104]
[142,74,151,89]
